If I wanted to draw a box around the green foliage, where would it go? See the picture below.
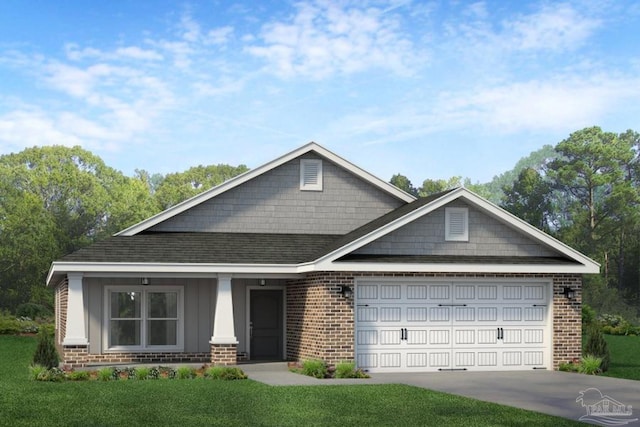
[301,359,327,379]
[581,304,597,330]
[32,329,59,369]
[35,367,66,382]
[205,366,248,380]
[578,355,602,375]
[584,325,611,372]
[389,174,418,196]
[501,168,552,231]
[15,303,52,320]
[0,312,22,335]
[176,366,196,379]
[419,177,462,197]
[97,367,113,381]
[334,361,369,379]
[558,361,580,372]
[599,313,639,335]
[135,367,150,380]
[66,370,90,381]
[602,335,640,380]
[28,364,47,381]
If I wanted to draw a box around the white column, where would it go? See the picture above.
[210,275,238,344]
[62,273,88,346]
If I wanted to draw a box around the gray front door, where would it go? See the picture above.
[250,289,283,360]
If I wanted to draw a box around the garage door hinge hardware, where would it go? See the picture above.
[437,304,467,307]
[438,368,468,371]
[532,304,547,307]
[357,304,369,307]
[532,367,547,370]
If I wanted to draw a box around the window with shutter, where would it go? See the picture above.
[445,207,469,241]
[300,159,323,191]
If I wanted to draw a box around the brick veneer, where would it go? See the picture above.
[54,280,68,357]
[287,272,583,370]
[210,343,237,365]
[61,347,211,369]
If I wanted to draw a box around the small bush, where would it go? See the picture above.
[135,367,150,380]
[66,370,90,381]
[334,361,368,378]
[36,367,65,382]
[158,366,176,379]
[32,329,59,369]
[0,312,22,335]
[205,366,247,380]
[584,325,610,372]
[176,366,196,379]
[302,359,327,379]
[148,367,160,379]
[582,304,597,329]
[558,360,580,372]
[579,355,602,375]
[29,364,48,381]
[97,368,113,381]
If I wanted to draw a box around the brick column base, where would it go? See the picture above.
[62,345,89,369]
[210,343,237,365]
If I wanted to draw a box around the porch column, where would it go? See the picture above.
[62,273,88,345]
[210,275,238,365]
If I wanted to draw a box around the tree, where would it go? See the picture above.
[418,177,462,197]
[154,164,249,209]
[389,174,418,197]
[501,168,552,231]
[0,146,158,311]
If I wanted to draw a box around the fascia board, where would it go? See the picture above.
[309,261,600,274]
[117,142,415,236]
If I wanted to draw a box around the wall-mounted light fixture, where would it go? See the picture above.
[141,277,149,286]
[259,279,266,287]
[563,286,575,300]
[340,285,353,299]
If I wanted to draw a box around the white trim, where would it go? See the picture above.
[103,285,184,352]
[245,285,286,360]
[210,275,238,344]
[117,142,415,236]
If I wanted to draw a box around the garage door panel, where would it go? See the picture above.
[356,281,550,372]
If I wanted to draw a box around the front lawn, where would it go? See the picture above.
[602,334,640,380]
[0,336,581,426]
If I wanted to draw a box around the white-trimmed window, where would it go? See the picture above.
[105,286,183,351]
[300,159,323,191]
[445,207,469,241]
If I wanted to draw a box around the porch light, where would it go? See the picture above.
[563,286,575,300]
[141,277,149,286]
[340,285,353,299]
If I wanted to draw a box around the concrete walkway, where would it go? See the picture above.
[241,363,640,424]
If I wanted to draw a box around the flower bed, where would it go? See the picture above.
[29,365,247,382]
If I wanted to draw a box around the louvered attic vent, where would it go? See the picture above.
[300,159,323,191]
[445,207,469,241]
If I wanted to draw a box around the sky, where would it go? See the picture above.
[0,0,639,185]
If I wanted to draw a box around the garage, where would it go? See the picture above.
[355,279,551,372]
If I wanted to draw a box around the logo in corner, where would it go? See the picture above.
[576,387,637,426]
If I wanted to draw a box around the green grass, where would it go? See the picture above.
[602,334,640,380]
[0,336,582,427]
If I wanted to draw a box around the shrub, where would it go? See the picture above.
[302,359,327,379]
[16,303,52,320]
[158,366,176,379]
[36,367,65,382]
[97,368,113,381]
[29,364,48,381]
[135,367,150,380]
[334,361,369,378]
[584,325,610,372]
[205,366,248,380]
[0,312,21,335]
[558,361,580,372]
[66,370,90,381]
[581,304,597,330]
[32,329,59,369]
[579,355,602,375]
[176,366,196,379]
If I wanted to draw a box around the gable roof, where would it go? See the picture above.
[117,142,416,236]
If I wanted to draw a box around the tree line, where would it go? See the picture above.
[1,127,639,322]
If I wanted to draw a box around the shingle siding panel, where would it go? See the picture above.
[148,154,403,235]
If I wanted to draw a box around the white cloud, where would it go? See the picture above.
[245,1,421,79]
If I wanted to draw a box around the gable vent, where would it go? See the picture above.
[300,159,323,191]
[445,207,469,241]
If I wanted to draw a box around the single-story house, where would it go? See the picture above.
[47,142,599,372]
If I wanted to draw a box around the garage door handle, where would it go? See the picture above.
[497,327,504,340]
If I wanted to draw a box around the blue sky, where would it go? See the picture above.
[1,1,639,185]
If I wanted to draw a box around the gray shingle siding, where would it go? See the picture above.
[353,201,559,257]
[149,154,404,234]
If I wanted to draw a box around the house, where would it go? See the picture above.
[46,142,599,372]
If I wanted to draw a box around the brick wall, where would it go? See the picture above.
[62,347,211,369]
[287,271,582,370]
[210,343,238,365]
[55,279,68,356]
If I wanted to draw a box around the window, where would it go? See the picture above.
[300,159,323,191]
[106,287,183,351]
[445,207,469,241]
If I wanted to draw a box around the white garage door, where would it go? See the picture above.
[355,280,551,372]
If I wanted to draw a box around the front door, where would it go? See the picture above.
[250,289,283,360]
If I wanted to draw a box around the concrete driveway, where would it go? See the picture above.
[242,363,640,425]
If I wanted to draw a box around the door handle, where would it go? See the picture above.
[400,328,408,341]
[497,327,504,340]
